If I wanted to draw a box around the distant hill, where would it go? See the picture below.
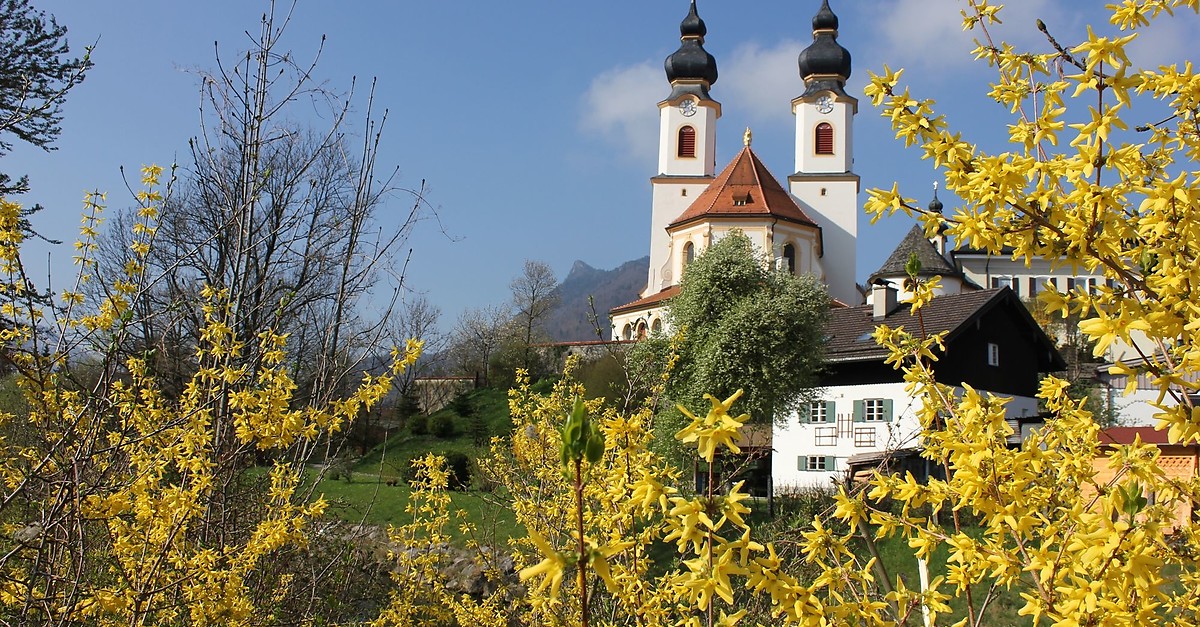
[545,257,648,342]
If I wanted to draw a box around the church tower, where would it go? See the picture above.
[645,0,720,298]
[788,0,859,305]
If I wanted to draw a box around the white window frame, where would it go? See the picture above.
[988,342,1000,367]
[863,398,887,422]
[808,400,829,424]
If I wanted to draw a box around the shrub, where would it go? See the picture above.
[428,414,456,439]
[402,451,470,491]
[408,415,428,436]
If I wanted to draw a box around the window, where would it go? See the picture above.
[651,319,662,334]
[815,123,834,155]
[988,342,1000,367]
[798,455,835,471]
[782,243,796,273]
[683,241,695,268]
[621,324,632,341]
[678,126,696,158]
[990,276,1018,297]
[805,400,833,424]
[854,398,892,423]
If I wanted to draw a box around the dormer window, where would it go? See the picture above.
[732,193,752,206]
[678,126,696,158]
[815,122,834,155]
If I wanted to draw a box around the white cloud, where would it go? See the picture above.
[1126,11,1200,69]
[721,40,806,126]
[864,0,1060,76]
[579,62,662,164]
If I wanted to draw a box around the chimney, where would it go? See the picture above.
[872,280,898,321]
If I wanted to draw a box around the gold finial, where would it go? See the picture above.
[743,127,753,147]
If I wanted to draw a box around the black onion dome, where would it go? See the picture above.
[928,192,944,214]
[797,0,851,83]
[680,0,706,39]
[665,1,718,87]
[812,0,838,31]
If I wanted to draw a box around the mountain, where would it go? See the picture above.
[545,257,648,342]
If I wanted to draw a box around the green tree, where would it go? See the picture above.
[0,0,90,199]
[638,230,829,426]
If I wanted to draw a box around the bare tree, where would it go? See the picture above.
[389,294,444,393]
[450,305,511,387]
[509,260,559,374]
[97,3,427,407]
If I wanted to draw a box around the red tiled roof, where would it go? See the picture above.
[1100,426,1174,446]
[611,285,680,315]
[668,146,820,230]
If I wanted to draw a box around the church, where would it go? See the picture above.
[610,0,1065,490]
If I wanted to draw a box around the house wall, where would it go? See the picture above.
[954,255,1106,300]
[1091,444,1199,530]
[933,306,1044,398]
[773,382,1038,490]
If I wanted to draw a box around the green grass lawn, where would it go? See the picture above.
[315,387,522,545]
[314,471,522,545]
[865,525,1027,625]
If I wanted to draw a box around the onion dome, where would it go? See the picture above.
[665,1,718,88]
[812,0,838,31]
[929,183,944,213]
[797,0,852,93]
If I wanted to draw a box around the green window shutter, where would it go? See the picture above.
[825,456,835,471]
[799,403,809,424]
[853,399,864,423]
[883,399,894,422]
[824,400,836,421]
[797,455,807,471]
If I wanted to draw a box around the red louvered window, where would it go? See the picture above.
[815,122,834,155]
[678,126,696,158]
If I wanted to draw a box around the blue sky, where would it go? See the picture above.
[12,1,1200,331]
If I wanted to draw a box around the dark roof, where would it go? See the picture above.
[825,287,1065,369]
[868,224,959,284]
[668,146,820,230]
[952,245,1018,257]
[611,285,680,315]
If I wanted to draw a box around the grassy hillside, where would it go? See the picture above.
[312,386,521,543]
[354,386,510,477]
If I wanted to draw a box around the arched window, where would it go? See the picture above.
[651,319,662,334]
[678,126,696,158]
[782,243,796,273]
[622,324,632,341]
[815,123,834,155]
[683,241,695,268]
[636,321,648,340]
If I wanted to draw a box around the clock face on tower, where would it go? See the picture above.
[679,99,697,117]
[815,94,834,114]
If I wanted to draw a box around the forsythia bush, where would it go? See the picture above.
[0,166,421,625]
